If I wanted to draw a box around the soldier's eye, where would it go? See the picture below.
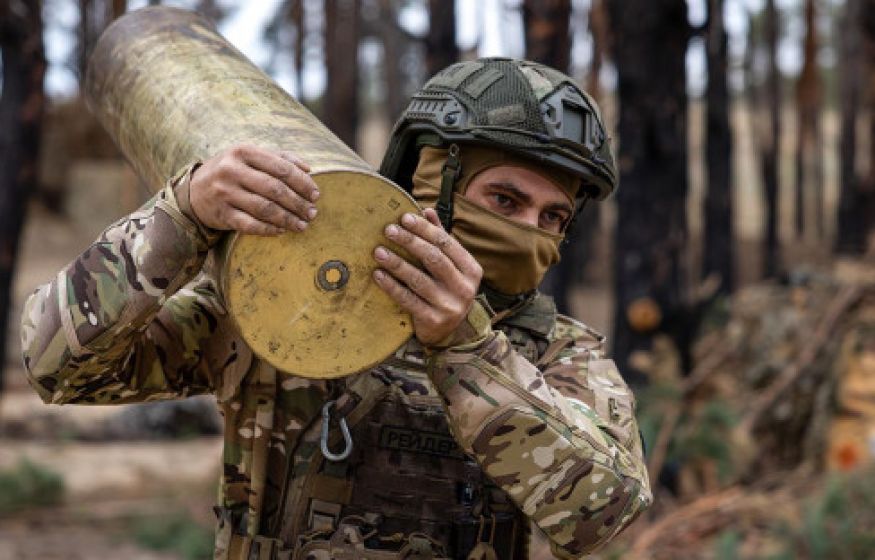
[543,211,564,224]
[493,193,516,210]
[541,210,569,231]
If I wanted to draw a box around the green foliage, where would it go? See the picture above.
[700,295,733,334]
[714,530,742,560]
[717,467,875,560]
[672,400,739,482]
[0,459,65,514]
[131,512,214,560]
[787,470,875,559]
[636,378,741,484]
[633,382,682,454]
[599,544,631,560]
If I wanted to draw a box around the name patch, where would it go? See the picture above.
[379,425,464,459]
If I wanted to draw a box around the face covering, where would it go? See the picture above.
[452,195,563,294]
[412,146,576,296]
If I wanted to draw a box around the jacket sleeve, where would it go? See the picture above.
[19,166,250,405]
[428,302,652,558]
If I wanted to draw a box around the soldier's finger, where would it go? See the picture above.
[373,245,441,304]
[278,151,311,173]
[372,268,431,318]
[224,207,286,236]
[422,207,442,228]
[237,145,320,203]
[402,211,480,278]
[226,188,307,231]
[236,165,317,223]
[383,222,458,286]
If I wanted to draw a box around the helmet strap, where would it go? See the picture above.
[436,143,461,232]
[560,193,590,246]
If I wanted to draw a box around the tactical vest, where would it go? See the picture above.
[247,295,568,560]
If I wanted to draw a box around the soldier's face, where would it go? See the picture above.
[463,165,574,233]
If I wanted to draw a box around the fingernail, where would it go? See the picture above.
[373,270,385,281]
[310,189,320,201]
[296,219,308,231]
[385,224,399,237]
[307,206,318,219]
[374,246,389,261]
[402,213,416,227]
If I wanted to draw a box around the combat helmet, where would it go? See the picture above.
[379,57,617,230]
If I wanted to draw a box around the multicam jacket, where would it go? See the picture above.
[20,169,652,559]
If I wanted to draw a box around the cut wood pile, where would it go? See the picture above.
[604,256,875,560]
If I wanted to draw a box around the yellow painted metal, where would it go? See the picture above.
[222,171,418,379]
[85,7,418,378]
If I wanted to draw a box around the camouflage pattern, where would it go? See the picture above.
[20,170,652,558]
[432,319,650,556]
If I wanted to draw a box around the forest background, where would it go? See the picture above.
[0,0,873,558]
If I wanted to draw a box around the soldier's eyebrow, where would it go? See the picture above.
[544,201,574,215]
[484,181,532,204]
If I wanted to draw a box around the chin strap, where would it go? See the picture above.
[437,143,461,233]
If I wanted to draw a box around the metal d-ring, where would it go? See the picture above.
[320,400,353,462]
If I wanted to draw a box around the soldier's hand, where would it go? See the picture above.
[189,144,320,235]
[373,208,483,346]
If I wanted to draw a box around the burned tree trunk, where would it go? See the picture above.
[522,0,571,72]
[323,0,360,150]
[426,0,458,77]
[587,0,609,100]
[77,0,128,82]
[836,0,862,253]
[267,0,304,99]
[78,0,92,80]
[291,0,304,99]
[194,0,224,23]
[704,0,734,295]
[794,0,823,239]
[379,0,408,121]
[608,0,690,382]
[112,0,126,18]
[865,3,875,248]
[761,0,781,277]
[0,1,46,393]
[837,0,875,253]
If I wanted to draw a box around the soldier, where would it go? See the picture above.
[21,58,651,559]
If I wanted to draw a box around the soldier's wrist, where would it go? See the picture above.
[171,161,223,246]
[425,299,493,352]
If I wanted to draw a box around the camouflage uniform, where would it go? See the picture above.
[21,164,652,558]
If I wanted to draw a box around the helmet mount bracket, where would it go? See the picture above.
[437,143,461,233]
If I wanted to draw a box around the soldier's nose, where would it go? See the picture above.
[521,209,540,228]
